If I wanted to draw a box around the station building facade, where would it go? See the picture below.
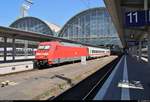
[59,7,122,47]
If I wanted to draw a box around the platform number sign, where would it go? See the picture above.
[125,11,146,27]
[147,10,150,24]
[127,12,138,23]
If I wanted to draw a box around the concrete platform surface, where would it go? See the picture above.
[0,61,33,68]
[94,55,150,100]
[0,56,117,100]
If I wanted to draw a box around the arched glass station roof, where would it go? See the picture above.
[10,17,54,36]
[59,7,122,47]
[9,8,122,47]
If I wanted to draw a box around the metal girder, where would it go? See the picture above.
[121,0,150,8]
[121,4,144,9]
[125,27,147,32]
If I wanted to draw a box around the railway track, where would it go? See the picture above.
[0,57,101,76]
[51,55,122,100]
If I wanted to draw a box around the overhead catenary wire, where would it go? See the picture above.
[80,0,91,9]
[79,0,101,9]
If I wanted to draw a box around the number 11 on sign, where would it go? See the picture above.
[127,12,138,23]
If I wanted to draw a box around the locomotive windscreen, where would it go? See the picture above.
[38,45,51,50]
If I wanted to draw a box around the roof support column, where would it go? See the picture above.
[138,41,142,61]
[24,40,28,59]
[148,32,150,64]
[132,47,135,56]
[144,0,150,64]
[130,47,134,56]
[134,46,138,59]
[128,47,131,55]
[12,37,16,62]
[144,0,148,10]
[3,37,7,62]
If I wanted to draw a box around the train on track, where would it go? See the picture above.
[34,41,110,68]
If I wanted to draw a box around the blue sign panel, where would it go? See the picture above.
[127,41,139,46]
[147,10,150,24]
[125,11,146,27]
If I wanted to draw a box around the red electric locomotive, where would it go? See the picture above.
[34,41,89,68]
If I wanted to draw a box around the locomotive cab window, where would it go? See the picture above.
[45,45,50,49]
[38,45,51,50]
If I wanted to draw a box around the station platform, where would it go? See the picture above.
[0,56,116,100]
[0,61,33,75]
[94,55,150,100]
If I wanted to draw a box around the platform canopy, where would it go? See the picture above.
[0,26,104,48]
[104,0,150,48]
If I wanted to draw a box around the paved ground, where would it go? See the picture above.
[0,56,117,100]
[94,55,150,100]
[0,61,33,68]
